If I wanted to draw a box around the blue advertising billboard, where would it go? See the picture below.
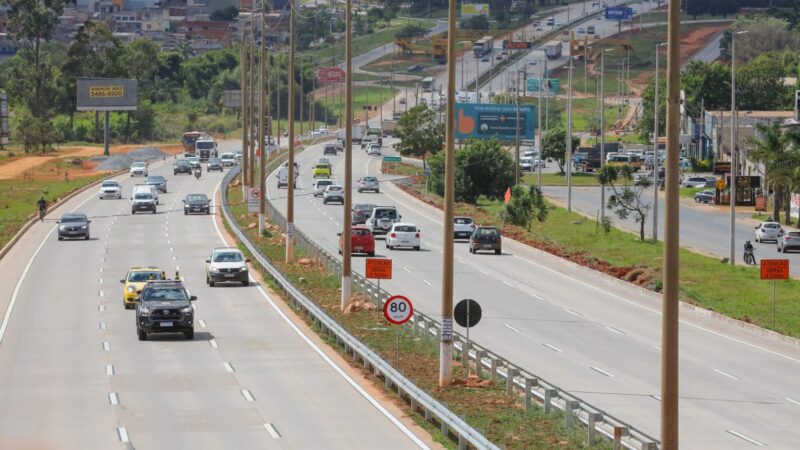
[526,78,560,94]
[605,6,633,20]
[455,103,536,141]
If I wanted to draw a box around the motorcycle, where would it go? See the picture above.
[744,248,756,265]
[194,167,202,180]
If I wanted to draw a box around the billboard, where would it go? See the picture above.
[76,78,138,111]
[503,40,533,50]
[317,67,345,84]
[455,103,536,141]
[526,78,560,93]
[1,92,8,145]
[462,3,489,16]
[605,6,634,20]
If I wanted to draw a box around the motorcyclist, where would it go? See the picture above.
[36,196,47,221]
[194,164,202,179]
[744,240,755,264]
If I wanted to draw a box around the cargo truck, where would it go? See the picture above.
[544,41,562,59]
[195,136,217,162]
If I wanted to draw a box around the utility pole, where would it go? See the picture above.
[249,24,256,191]
[661,0,681,445]
[730,31,747,265]
[259,0,267,236]
[276,51,281,148]
[300,56,304,139]
[599,48,612,222]
[515,67,521,186]
[439,0,457,387]
[311,58,316,132]
[341,0,354,310]
[566,39,574,212]
[653,42,666,242]
[241,23,250,194]
[537,58,543,187]
[286,0,296,263]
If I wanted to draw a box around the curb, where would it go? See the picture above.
[384,178,800,350]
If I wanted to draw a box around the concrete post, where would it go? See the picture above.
[565,400,579,427]
[613,426,628,450]
[506,368,518,396]
[544,389,557,414]
[475,351,485,379]
[587,412,602,444]
[490,358,498,383]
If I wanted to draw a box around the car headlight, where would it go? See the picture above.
[81,225,87,229]
[239,266,247,272]
[59,226,66,231]
[139,305,151,315]
[210,267,219,273]
[180,306,193,313]
[127,285,137,293]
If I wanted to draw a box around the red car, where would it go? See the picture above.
[338,226,376,257]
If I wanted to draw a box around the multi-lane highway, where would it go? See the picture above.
[0,152,434,449]
[267,139,800,449]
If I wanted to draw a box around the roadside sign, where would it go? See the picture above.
[382,156,402,162]
[454,299,482,328]
[383,295,413,324]
[455,103,536,141]
[605,6,634,20]
[715,179,726,190]
[365,258,392,279]
[761,259,789,280]
[424,166,431,177]
[503,40,532,50]
[317,67,345,84]
[755,196,767,212]
[247,188,260,213]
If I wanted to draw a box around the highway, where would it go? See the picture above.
[0,151,433,449]
[266,139,800,449]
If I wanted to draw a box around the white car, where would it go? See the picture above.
[385,223,421,251]
[206,247,249,287]
[314,179,334,197]
[322,185,344,204]
[130,162,148,177]
[682,176,709,188]
[187,156,200,168]
[367,144,382,156]
[99,180,122,199]
[220,152,236,166]
[454,216,475,240]
[755,222,783,243]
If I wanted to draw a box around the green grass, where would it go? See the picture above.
[0,158,109,248]
[534,96,629,132]
[305,19,436,61]
[395,162,800,338]
[524,171,600,186]
[225,176,610,450]
[680,187,706,198]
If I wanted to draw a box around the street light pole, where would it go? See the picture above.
[241,24,249,195]
[258,2,266,236]
[730,31,747,265]
[566,38,574,212]
[439,0,457,387]
[286,0,296,263]
[599,49,612,222]
[537,58,543,187]
[653,42,666,242]
[341,0,354,309]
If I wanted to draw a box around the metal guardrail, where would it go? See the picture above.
[221,163,500,450]
[228,148,660,450]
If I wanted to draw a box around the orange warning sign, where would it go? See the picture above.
[761,259,789,280]
[366,258,392,279]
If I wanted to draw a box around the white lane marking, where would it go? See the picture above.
[117,427,130,443]
[170,247,174,253]
[209,339,218,348]
[605,326,626,335]
[172,256,177,261]
[543,343,562,353]
[530,293,544,301]
[99,291,104,298]
[241,389,255,402]
[223,362,235,373]
[98,305,105,313]
[502,280,515,288]
[456,258,465,264]
[99,322,107,330]
[106,364,114,376]
[209,186,431,450]
[99,267,103,273]
[714,369,740,380]
[422,279,432,286]
[565,308,583,317]
[403,267,411,273]
[102,342,110,352]
[726,430,765,446]
[478,269,488,275]
[785,397,800,406]
[198,319,207,328]
[109,392,119,405]
[654,345,662,351]
[99,278,103,284]
[650,395,661,402]
[503,323,520,333]
[590,366,614,377]
[263,423,281,439]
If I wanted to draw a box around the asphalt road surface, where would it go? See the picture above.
[267,139,800,449]
[0,151,431,449]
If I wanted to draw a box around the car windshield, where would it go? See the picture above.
[375,209,396,219]
[176,160,190,166]
[134,193,153,200]
[209,159,221,164]
[764,223,781,229]
[101,181,119,187]
[61,215,86,223]
[363,177,377,182]
[221,153,233,158]
[147,177,165,183]
[394,225,417,232]
[142,288,188,302]
[316,165,328,170]
[196,141,214,149]
[213,252,244,262]
[478,228,499,236]
[455,218,473,225]
[355,204,376,211]
[317,181,332,187]
[187,195,208,202]
[128,271,163,282]
[132,162,146,168]
[352,229,370,236]
[327,186,342,192]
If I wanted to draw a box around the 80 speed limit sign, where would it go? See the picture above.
[383,295,413,325]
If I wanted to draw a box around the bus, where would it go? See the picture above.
[182,131,203,156]
[421,77,435,92]
[607,154,643,171]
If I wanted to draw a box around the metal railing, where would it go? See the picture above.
[224,149,660,449]
[221,164,500,450]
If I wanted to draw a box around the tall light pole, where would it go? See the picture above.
[439,0,457,387]
[258,0,267,236]
[653,42,667,242]
[340,0,354,310]
[241,23,250,195]
[249,24,256,192]
[537,58,543,187]
[730,30,747,265]
[661,0,681,445]
[566,38,574,212]
[599,48,613,222]
[286,0,296,263]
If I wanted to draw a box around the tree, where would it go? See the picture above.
[598,164,651,240]
[393,105,444,166]
[680,61,731,117]
[395,24,427,39]
[459,15,490,32]
[751,121,800,224]
[720,15,800,63]
[427,139,516,204]
[210,6,239,21]
[175,41,194,62]
[505,184,548,230]
[736,53,791,111]
[541,127,579,174]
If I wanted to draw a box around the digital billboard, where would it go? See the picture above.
[455,103,536,141]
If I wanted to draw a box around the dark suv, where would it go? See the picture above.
[174,159,192,175]
[57,213,91,240]
[135,280,197,340]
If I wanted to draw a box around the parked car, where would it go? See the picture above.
[357,176,380,193]
[408,64,424,72]
[755,221,783,243]
[338,226,376,256]
[322,185,344,204]
[454,216,476,240]
[99,180,122,199]
[352,203,377,225]
[470,226,502,254]
[314,179,334,197]
[57,213,91,241]
[682,176,709,188]
[693,190,714,204]
[778,231,800,253]
[385,223,421,251]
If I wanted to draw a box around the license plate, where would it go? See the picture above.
[160,322,173,327]
[354,247,363,251]
[224,273,235,278]
[483,244,493,248]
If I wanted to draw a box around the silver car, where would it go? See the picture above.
[357,176,380,193]
[778,231,800,253]
[755,222,782,243]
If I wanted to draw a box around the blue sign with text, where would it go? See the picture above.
[605,6,633,20]
[455,103,536,141]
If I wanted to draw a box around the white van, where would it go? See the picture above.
[131,187,157,214]
[277,161,299,189]
[134,184,159,205]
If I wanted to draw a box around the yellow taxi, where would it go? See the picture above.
[120,267,167,309]
[312,163,331,178]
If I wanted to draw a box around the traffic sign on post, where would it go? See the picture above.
[383,295,413,324]
[454,299,482,374]
[761,259,789,280]
[247,188,260,213]
[366,258,392,279]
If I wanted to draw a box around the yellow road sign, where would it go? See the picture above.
[89,85,125,98]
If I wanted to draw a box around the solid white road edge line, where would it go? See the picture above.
[211,180,430,450]
[713,369,740,380]
[726,430,765,446]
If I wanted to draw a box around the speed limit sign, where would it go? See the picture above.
[383,295,413,325]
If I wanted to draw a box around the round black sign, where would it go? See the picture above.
[454,299,482,328]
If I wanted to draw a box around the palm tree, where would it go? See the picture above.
[175,40,194,62]
[749,121,800,224]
